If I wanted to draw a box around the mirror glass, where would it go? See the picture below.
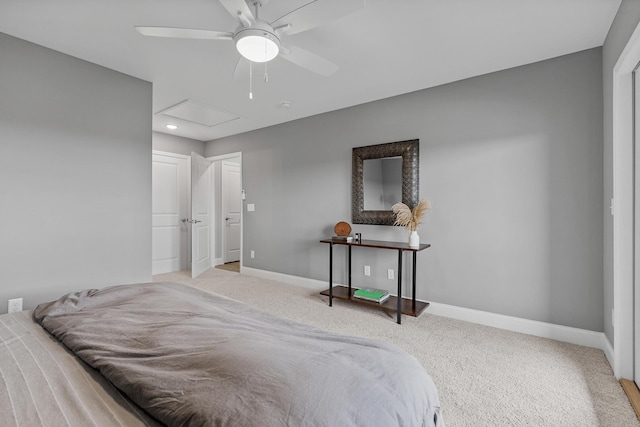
[352,139,419,225]
[363,157,402,210]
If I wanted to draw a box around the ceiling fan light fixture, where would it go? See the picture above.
[234,26,280,63]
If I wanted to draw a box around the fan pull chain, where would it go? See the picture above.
[264,41,269,83]
[249,61,253,100]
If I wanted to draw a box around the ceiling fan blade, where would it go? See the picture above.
[232,56,250,82]
[135,26,233,40]
[279,44,338,77]
[218,0,255,27]
[271,0,364,36]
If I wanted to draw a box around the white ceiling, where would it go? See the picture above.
[0,0,621,141]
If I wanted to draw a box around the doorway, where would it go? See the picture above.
[151,151,242,277]
[209,152,243,273]
[222,161,241,264]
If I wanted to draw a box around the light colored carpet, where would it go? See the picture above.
[153,268,640,427]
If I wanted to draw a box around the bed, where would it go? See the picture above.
[1,282,442,426]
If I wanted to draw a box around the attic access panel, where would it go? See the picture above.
[158,100,239,127]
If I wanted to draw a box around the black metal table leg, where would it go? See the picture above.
[412,251,417,310]
[348,245,352,298]
[329,242,333,307]
[397,249,403,324]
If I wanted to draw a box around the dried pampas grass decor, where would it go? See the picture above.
[392,200,431,232]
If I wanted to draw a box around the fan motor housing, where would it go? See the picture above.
[234,21,281,62]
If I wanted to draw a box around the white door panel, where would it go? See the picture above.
[222,162,241,263]
[191,152,212,278]
[152,154,188,275]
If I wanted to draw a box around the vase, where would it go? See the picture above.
[408,230,420,247]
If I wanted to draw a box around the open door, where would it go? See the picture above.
[222,162,241,263]
[191,152,212,278]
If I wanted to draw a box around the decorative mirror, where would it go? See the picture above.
[352,139,419,225]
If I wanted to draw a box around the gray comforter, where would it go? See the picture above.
[34,282,442,426]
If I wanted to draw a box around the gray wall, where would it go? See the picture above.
[0,33,152,314]
[206,48,604,332]
[602,1,640,345]
[152,131,205,156]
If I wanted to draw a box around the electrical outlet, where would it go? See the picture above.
[8,298,22,313]
[250,250,255,259]
[387,269,395,280]
[364,265,371,276]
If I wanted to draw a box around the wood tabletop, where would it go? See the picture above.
[320,238,430,251]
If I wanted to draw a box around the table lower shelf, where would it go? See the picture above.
[320,285,429,317]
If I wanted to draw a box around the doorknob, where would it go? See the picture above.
[181,218,202,224]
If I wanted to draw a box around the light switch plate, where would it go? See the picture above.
[247,203,255,212]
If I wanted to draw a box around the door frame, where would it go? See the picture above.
[221,161,241,263]
[613,21,640,379]
[208,152,243,270]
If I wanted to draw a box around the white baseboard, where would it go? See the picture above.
[241,266,328,290]
[602,335,615,372]
[241,266,608,352]
[428,302,605,350]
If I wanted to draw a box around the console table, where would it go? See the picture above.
[319,238,431,324]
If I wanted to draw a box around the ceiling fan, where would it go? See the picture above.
[135,0,364,78]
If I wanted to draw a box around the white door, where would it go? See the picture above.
[152,153,188,275]
[191,152,212,278]
[222,162,241,263]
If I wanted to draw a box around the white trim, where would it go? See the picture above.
[604,334,615,372]
[207,152,243,162]
[612,20,640,379]
[428,302,605,350]
[241,266,328,290]
[151,149,191,160]
[242,267,608,352]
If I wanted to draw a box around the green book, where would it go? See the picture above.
[353,288,389,302]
